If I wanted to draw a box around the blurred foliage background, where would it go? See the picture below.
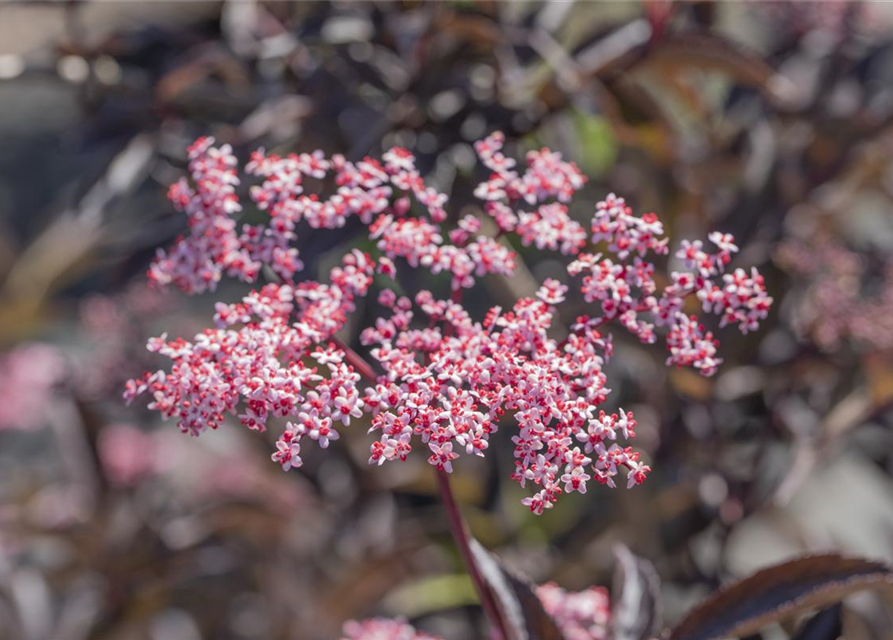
[3,1,893,639]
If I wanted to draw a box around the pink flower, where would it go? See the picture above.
[536,278,569,305]
[297,410,338,448]
[428,441,459,473]
[516,203,587,255]
[272,422,303,471]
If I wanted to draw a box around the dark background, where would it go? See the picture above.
[1,2,893,639]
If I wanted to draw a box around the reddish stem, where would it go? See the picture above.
[435,467,510,640]
[646,0,672,45]
[332,336,509,637]
[333,337,378,383]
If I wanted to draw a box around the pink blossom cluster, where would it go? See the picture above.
[536,582,611,640]
[150,137,259,293]
[360,284,648,513]
[126,250,373,452]
[476,132,588,254]
[128,133,771,513]
[340,582,611,640]
[777,235,893,350]
[341,618,442,640]
[567,197,771,375]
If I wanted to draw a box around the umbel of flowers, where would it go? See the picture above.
[126,133,772,514]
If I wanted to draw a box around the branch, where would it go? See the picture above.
[436,468,512,640]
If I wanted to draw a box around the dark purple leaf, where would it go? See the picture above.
[468,538,565,640]
[670,555,893,640]
[611,544,661,640]
[793,604,842,640]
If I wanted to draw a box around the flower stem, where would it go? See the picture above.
[332,336,509,637]
[333,337,378,383]
[435,467,510,640]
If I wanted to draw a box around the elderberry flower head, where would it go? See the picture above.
[127,133,772,513]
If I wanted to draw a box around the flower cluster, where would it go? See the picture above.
[536,582,611,640]
[567,198,772,375]
[777,234,893,351]
[476,132,588,254]
[340,582,611,640]
[150,137,258,293]
[127,251,373,449]
[361,285,648,513]
[128,133,771,513]
[0,343,65,431]
[341,618,442,640]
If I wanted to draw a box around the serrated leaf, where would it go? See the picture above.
[670,555,893,640]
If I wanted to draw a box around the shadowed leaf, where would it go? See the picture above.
[611,544,661,640]
[468,538,565,640]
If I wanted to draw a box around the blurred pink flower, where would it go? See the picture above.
[98,423,157,487]
[536,582,611,640]
[341,582,612,640]
[75,282,174,400]
[150,430,307,512]
[777,236,893,351]
[0,343,65,430]
[341,618,442,640]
